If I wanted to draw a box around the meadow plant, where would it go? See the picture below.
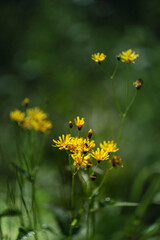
[51,49,142,239]
[1,49,142,240]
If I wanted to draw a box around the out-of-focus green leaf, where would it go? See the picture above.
[141,221,160,240]
[0,208,21,218]
[11,162,34,182]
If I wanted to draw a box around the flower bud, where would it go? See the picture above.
[88,129,93,139]
[69,121,73,129]
[23,98,30,107]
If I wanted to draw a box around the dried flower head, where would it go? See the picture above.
[133,79,143,90]
[109,155,123,168]
[91,53,106,64]
[117,49,139,63]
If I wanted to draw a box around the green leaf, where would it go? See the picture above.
[0,208,21,218]
[12,162,34,182]
[71,219,77,227]
[112,201,139,207]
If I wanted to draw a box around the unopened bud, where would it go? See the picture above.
[88,129,93,139]
[116,55,121,61]
[23,98,30,107]
[69,121,73,129]
[133,79,143,90]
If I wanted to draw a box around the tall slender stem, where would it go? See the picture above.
[68,169,76,240]
[99,65,123,115]
[31,179,38,240]
[117,90,137,143]
[126,64,130,107]
[110,62,119,80]
[71,171,75,213]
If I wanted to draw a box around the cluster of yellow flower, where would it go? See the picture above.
[10,99,52,133]
[91,49,139,64]
[52,116,122,170]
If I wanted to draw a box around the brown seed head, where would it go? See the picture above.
[133,79,143,90]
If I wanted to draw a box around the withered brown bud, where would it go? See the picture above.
[87,129,93,139]
[90,174,97,181]
[69,121,73,129]
[133,79,143,90]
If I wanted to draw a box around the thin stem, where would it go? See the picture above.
[89,162,98,178]
[117,90,137,143]
[71,171,75,213]
[0,218,3,239]
[117,113,126,144]
[31,179,38,240]
[110,77,123,115]
[89,167,113,203]
[91,212,95,240]
[110,61,119,80]
[16,172,32,227]
[125,90,137,115]
[99,65,123,115]
[126,64,130,107]
[86,203,90,240]
[68,170,76,240]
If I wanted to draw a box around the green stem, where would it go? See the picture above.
[71,171,75,213]
[68,170,76,240]
[89,167,113,201]
[91,211,95,240]
[126,64,130,107]
[117,90,137,143]
[0,218,3,239]
[117,113,126,144]
[110,62,119,80]
[89,162,98,178]
[16,172,32,227]
[99,65,123,115]
[110,77,123,115]
[31,179,38,240]
[86,203,90,240]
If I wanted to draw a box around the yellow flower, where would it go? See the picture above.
[10,110,25,123]
[109,155,123,168]
[23,98,30,107]
[91,148,109,162]
[117,49,139,63]
[67,137,95,154]
[91,52,106,63]
[22,116,33,130]
[81,138,95,153]
[72,152,92,170]
[52,134,71,150]
[100,140,119,154]
[74,116,85,130]
[26,107,47,121]
[32,119,52,133]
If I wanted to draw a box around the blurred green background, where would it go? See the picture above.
[0,0,160,239]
